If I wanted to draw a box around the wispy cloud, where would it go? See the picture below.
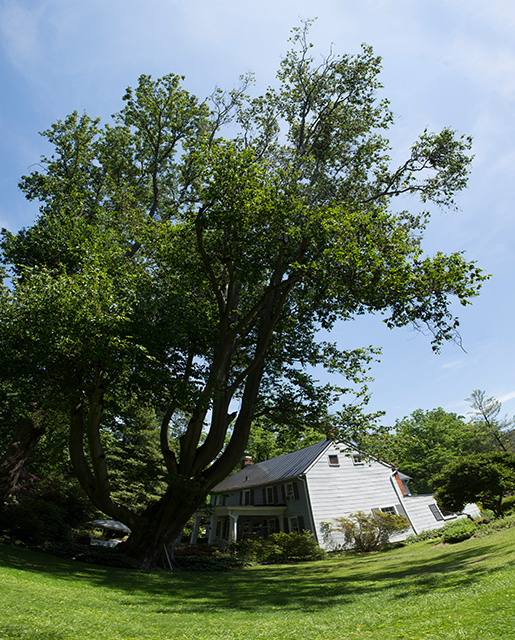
[0,0,45,74]
[498,390,515,403]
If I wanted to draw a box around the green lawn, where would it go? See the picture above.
[1,528,515,640]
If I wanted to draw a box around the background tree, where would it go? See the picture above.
[0,23,487,567]
[383,408,492,494]
[466,390,515,453]
[433,452,515,518]
[102,403,168,513]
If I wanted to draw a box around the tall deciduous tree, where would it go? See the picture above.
[383,408,493,494]
[0,23,487,567]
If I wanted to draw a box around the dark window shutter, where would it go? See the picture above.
[273,486,278,504]
[293,482,299,500]
[298,515,305,531]
[250,489,254,505]
[429,504,444,521]
[262,489,266,505]
[281,485,286,503]
[239,492,243,505]
[283,518,289,534]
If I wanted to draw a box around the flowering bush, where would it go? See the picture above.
[326,511,410,552]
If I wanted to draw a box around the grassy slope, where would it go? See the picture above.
[1,528,514,640]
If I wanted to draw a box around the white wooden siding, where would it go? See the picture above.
[305,442,406,549]
[402,495,481,535]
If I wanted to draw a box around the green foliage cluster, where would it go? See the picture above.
[0,496,73,548]
[0,472,99,552]
[101,404,168,513]
[434,451,515,518]
[405,512,515,545]
[441,519,477,543]
[502,495,515,515]
[325,510,410,552]
[381,408,493,494]
[229,531,325,563]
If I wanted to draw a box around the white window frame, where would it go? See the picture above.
[266,486,274,505]
[243,489,251,505]
[289,516,300,533]
[379,506,397,515]
[352,453,364,466]
[328,454,339,467]
[285,482,295,502]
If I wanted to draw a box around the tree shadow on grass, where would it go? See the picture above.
[0,624,67,640]
[1,538,514,615]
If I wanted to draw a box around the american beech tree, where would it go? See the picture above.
[0,24,487,567]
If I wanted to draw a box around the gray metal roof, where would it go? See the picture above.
[212,440,331,492]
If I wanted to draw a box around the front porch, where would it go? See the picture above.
[190,505,286,545]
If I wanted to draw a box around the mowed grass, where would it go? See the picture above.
[1,528,515,640]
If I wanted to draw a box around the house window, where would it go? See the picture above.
[285,482,295,501]
[216,495,225,506]
[243,490,251,505]
[429,504,444,521]
[352,453,364,466]
[380,506,397,515]
[266,486,274,505]
[267,518,277,535]
[289,516,300,533]
[328,454,339,466]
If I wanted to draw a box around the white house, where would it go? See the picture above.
[191,440,480,549]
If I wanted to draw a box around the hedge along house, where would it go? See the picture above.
[191,440,480,549]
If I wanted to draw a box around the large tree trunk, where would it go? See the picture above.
[121,485,206,569]
[0,417,45,506]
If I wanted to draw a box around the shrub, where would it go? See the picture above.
[229,531,325,564]
[478,512,515,535]
[327,511,410,552]
[441,519,476,543]
[502,495,515,515]
[404,526,446,544]
[0,497,73,548]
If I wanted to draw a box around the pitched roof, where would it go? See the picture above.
[212,440,331,492]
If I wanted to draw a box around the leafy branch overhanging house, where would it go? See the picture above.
[190,440,480,549]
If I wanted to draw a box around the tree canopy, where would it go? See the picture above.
[433,452,515,518]
[0,23,487,567]
[382,407,493,494]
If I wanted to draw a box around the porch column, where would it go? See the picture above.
[228,513,239,542]
[189,515,202,545]
[208,515,218,544]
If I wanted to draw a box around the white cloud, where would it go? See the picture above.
[498,390,515,403]
[441,359,465,370]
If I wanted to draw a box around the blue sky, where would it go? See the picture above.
[0,0,514,426]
